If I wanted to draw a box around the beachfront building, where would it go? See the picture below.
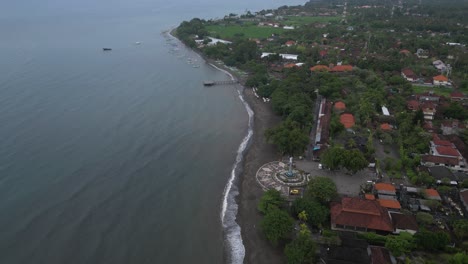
[261,52,298,60]
[331,197,394,233]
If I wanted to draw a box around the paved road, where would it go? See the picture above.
[295,160,378,196]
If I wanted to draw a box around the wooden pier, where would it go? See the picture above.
[203,80,239,86]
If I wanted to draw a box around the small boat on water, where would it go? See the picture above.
[135,42,141,45]
[103,48,112,51]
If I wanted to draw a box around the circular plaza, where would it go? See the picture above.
[256,160,309,197]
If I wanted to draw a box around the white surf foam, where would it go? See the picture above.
[211,63,254,264]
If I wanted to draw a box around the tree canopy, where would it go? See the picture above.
[258,189,285,214]
[292,197,329,227]
[284,224,317,264]
[261,207,295,246]
[306,177,337,204]
[265,120,309,156]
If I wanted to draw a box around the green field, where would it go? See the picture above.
[283,16,341,26]
[206,24,284,39]
[412,85,453,97]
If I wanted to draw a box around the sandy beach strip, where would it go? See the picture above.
[236,87,283,264]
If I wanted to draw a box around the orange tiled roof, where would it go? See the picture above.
[380,123,392,131]
[331,197,394,232]
[310,65,330,72]
[284,63,297,68]
[378,199,401,209]
[340,113,355,128]
[365,194,376,200]
[334,101,346,110]
[433,75,448,82]
[331,65,353,72]
[425,188,440,198]
[374,183,396,192]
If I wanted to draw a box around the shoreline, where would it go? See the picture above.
[169,29,283,263]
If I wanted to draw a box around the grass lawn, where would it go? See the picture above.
[412,85,453,97]
[206,24,284,39]
[283,16,341,26]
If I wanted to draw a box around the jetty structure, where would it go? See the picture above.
[203,80,239,86]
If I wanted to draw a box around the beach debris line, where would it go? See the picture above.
[252,87,270,103]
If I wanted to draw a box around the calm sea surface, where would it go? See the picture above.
[0,1,304,263]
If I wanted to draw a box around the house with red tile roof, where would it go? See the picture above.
[370,246,393,264]
[421,101,437,120]
[340,113,355,128]
[330,65,353,72]
[378,199,401,210]
[433,75,450,86]
[407,100,420,111]
[374,183,396,194]
[400,49,411,56]
[380,123,392,131]
[425,189,442,201]
[285,40,296,47]
[334,101,346,111]
[310,65,330,72]
[283,63,298,69]
[450,92,466,102]
[390,212,418,235]
[365,194,376,200]
[421,154,461,167]
[319,50,328,57]
[331,197,394,232]
[401,68,418,82]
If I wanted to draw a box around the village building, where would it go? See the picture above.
[459,189,468,214]
[390,212,419,235]
[334,101,346,112]
[285,40,296,47]
[331,197,394,233]
[401,68,418,82]
[433,75,450,86]
[407,100,420,111]
[378,199,401,210]
[441,119,465,135]
[310,65,330,72]
[450,92,466,102]
[330,65,353,72]
[380,123,392,131]
[420,101,437,120]
[340,113,355,129]
[433,60,447,72]
[416,48,429,59]
[370,246,395,264]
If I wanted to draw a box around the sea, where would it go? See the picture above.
[0,0,304,263]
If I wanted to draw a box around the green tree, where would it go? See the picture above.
[416,212,434,226]
[453,219,468,240]
[261,208,294,246]
[284,225,317,264]
[320,146,345,170]
[306,177,337,204]
[298,210,308,223]
[414,231,450,251]
[385,232,414,257]
[343,149,369,174]
[292,198,329,227]
[449,252,468,264]
[258,189,285,214]
[265,120,309,156]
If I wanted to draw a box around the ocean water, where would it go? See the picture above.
[0,0,304,263]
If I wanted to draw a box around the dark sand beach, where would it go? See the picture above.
[236,88,283,264]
